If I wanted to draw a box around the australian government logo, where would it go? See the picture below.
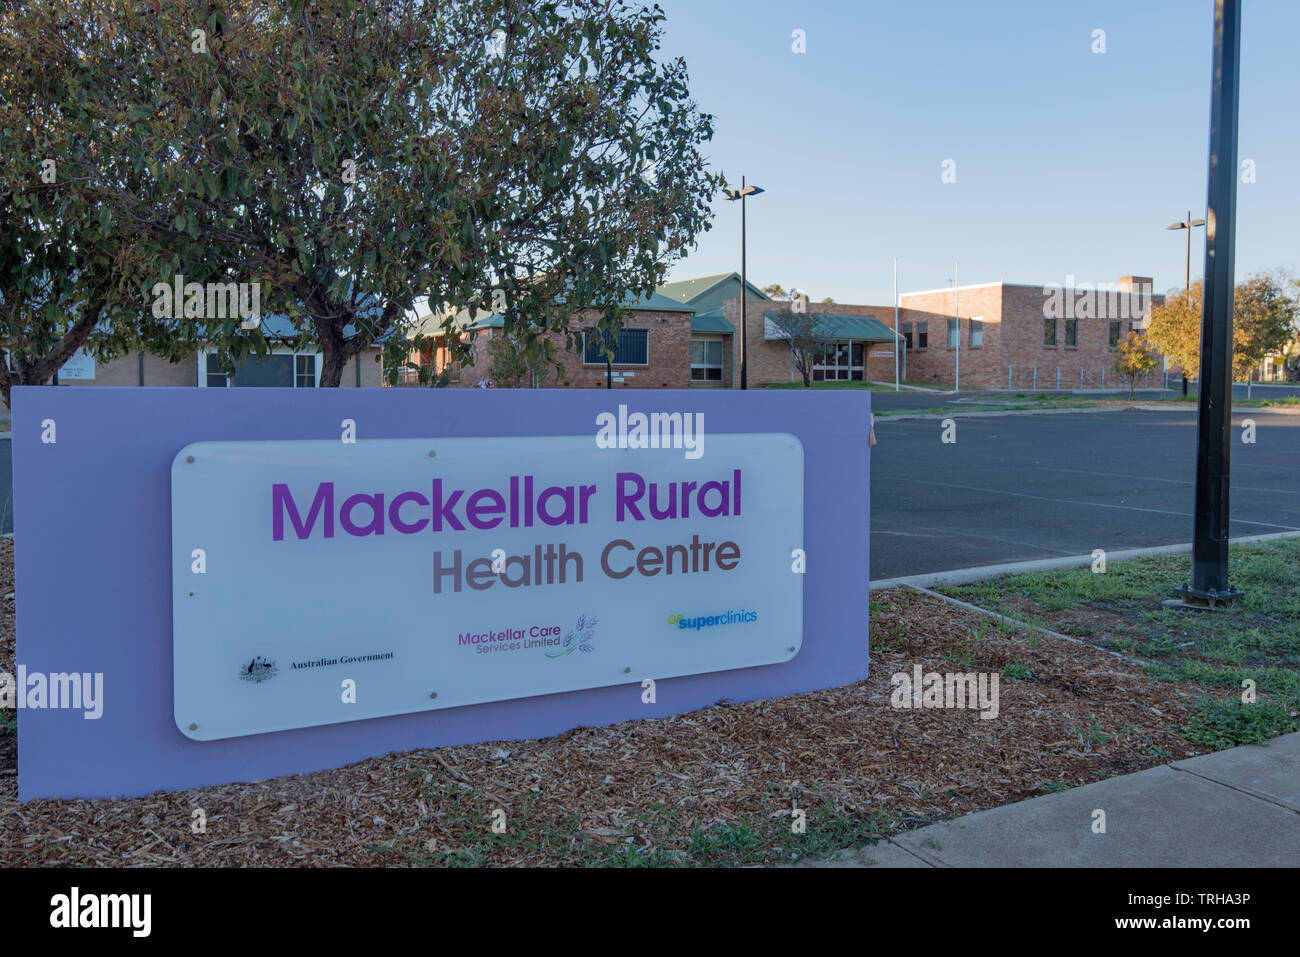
[240,651,395,682]
[238,656,278,683]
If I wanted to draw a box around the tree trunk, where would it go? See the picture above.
[318,337,350,388]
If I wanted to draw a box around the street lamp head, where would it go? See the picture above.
[724,185,764,201]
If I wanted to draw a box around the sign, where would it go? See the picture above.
[12,387,869,799]
[172,435,804,740]
[58,348,95,380]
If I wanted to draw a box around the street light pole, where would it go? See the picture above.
[1171,0,1244,608]
[1167,211,1206,396]
[724,178,764,390]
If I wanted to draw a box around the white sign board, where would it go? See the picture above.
[172,434,804,740]
[58,348,96,380]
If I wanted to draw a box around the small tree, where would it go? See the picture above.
[485,326,559,387]
[1232,273,1296,381]
[768,310,834,387]
[1145,271,1297,382]
[1113,330,1157,398]
[1146,283,1202,380]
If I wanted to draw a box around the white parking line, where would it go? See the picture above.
[1035,465,1300,496]
[905,477,1300,531]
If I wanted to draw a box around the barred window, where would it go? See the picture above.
[584,328,649,365]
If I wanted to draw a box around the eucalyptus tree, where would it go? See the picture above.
[36,0,720,386]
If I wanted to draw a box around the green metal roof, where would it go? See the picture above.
[690,308,735,334]
[456,289,693,332]
[656,272,772,307]
[763,311,899,342]
[621,290,697,313]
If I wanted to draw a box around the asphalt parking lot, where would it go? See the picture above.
[869,407,1300,580]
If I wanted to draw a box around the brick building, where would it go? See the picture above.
[48,271,1164,393]
[893,276,1164,390]
[44,312,388,390]
[432,289,738,389]
[450,299,695,389]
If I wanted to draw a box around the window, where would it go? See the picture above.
[205,353,229,387]
[295,354,317,388]
[202,350,320,387]
[811,339,865,381]
[690,338,723,381]
[969,318,983,348]
[583,328,649,366]
[1109,320,1121,347]
[1065,318,1078,347]
[901,323,913,350]
[1044,317,1057,346]
[947,318,959,348]
[916,321,929,350]
[233,354,294,387]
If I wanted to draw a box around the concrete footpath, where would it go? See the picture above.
[808,732,1300,867]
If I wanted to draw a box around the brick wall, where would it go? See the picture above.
[61,352,198,387]
[897,281,1165,390]
[896,284,1004,388]
[450,308,694,389]
[60,348,386,388]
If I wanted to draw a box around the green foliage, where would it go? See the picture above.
[484,328,560,388]
[1147,271,1298,381]
[1112,330,1158,397]
[8,0,721,386]
[0,0,170,405]
[1180,698,1300,749]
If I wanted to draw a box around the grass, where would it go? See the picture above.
[768,380,906,392]
[387,777,919,868]
[940,538,1300,750]
[875,399,1104,418]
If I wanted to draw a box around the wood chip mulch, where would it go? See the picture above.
[0,539,1204,866]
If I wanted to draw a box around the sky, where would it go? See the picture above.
[654,0,1300,305]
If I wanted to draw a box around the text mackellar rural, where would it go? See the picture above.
[272,470,742,541]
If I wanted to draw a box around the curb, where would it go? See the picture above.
[869,529,1300,590]
[877,405,1125,421]
[877,403,1300,422]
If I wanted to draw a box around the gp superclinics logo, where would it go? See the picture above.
[667,609,758,630]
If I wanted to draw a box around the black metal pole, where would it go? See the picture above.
[1178,0,1243,606]
[1183,212,1191,396]
[739,176,748,391]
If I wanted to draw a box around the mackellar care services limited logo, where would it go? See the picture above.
[545,613,598,659]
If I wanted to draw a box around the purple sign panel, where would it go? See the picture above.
[12,387,869,800]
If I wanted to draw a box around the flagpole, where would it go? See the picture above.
[893,257,899,391]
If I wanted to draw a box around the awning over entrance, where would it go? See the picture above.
[763,311,898,342]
